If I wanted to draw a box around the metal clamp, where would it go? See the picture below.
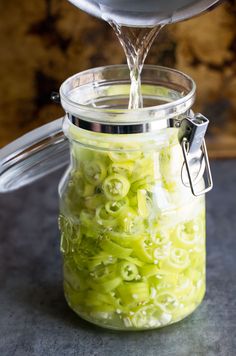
[179,114,213,196]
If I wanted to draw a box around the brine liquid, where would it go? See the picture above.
[109,23,163,109]
[69,0,219,109]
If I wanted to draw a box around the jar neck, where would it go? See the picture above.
[66,111,188,135]
[63,116,182,152]
[60,65,196,132]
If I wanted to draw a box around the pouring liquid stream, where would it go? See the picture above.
[68,0,220,109]
[109,23,163,109]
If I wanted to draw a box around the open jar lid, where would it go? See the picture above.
[0,118,69,192]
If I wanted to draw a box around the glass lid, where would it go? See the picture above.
[0,118,69,192]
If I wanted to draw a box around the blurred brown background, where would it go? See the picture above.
[0,0,236,157]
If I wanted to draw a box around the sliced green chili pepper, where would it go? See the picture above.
[103,174,130,200]
[105,198,128,217]
[108,150,141,163]
[118,207,143,234]
[84,194,106,210]
[96,205,117,227]
[137,189,149,218]
[108,161,134,177]
[119,261,139,281]
[118,282,149,305]
[161,248,190,271]
[91,276,122,292]
[132,239,153,263]
[100,239,133,258]
[83,160,107,186]
[140,264,159,278]
[107,230,145,248]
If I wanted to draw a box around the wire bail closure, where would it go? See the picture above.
[179,114,213,196]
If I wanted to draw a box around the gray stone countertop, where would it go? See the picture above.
[0,160,236,356]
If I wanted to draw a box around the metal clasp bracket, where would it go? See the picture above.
[179,114,213,196]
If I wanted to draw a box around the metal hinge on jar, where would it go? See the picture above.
[178,114,213,196]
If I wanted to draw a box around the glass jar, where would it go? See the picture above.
[0,65,212,330]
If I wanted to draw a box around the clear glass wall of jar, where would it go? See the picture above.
[58,65,206,330]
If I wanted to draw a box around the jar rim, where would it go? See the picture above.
[59,64,196,126]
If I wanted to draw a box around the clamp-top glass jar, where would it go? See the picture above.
[58,65,212,330]
[0,65,213,330]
